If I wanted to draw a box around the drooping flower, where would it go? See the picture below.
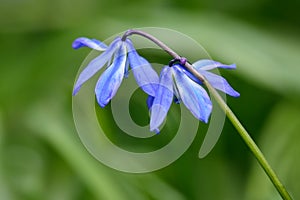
[72,37,159,107]
[149,60,239,133]
[149,64,212,133]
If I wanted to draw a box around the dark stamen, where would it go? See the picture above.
[169,57,186,67]
[169,58,180,67]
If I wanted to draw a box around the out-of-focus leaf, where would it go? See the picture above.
[0,111,3,148]
[0,111,14,200]
[0,0,101,33]
[134,175,186,200]
[3,141,46,199]
[25,103,128,200]
[25,100,187,200]
[245,101,300,200]
[44,160,86,200]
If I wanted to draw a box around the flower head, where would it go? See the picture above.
[149,64,212,133]
[72,37,159,107]
[149,60,239,133]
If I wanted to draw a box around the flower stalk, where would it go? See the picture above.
[122,29,292,200]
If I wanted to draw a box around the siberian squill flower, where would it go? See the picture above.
[149,60,239,133]
[72,37,159,107]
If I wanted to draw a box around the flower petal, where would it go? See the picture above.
[150,67,173,133]
[73,37,121,95]
[173,81,181,104]
[146,95,154,110]
[126,39,159,96]
[173,65,212,123]
[179,66,202,85]
[95,43,127,107]
[124,58,130,78]
[72,37,108,51]
[198,70,240,97]
[193,59,236,71]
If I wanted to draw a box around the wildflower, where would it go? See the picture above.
[149,64,212,133]
[72,37,159,107]
[149,60,239,133]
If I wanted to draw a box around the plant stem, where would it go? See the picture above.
[205,83,292,200]
[122,29,182,61]
[122,29,293,200]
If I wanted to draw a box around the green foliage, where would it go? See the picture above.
[0,0,299,199]
[245,102,300,199]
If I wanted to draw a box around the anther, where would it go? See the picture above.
[168,58,179,67]
[168,57,188,67]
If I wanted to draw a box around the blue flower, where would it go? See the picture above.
[72,37,159,107]
[149,64,212,133]
[149,60,239,133]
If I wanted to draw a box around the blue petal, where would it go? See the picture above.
[124,58,130,78]
[146,95,154,110]
[179,65,202,85]
[198,69,240,97]
[150,67,173,132]
[172,82,181,104]
[73,37,121,95]
[72,37,108,51]
[173,65,212,123]
[95,43,127,107]
[126,39,159,96]
[193,59,236,71]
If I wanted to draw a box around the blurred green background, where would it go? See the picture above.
[0,0,300,199]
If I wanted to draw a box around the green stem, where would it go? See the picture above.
[122,29,293,200]
[205,82,292,200]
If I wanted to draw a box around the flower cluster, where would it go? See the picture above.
[72,36,239,133]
